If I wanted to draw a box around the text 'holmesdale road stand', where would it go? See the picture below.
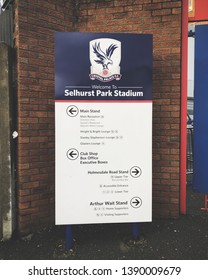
[55,32,152,225]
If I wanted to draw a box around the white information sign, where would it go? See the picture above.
[55,32,152,225]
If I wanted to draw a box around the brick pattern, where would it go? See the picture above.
[14,0,74,235]
[74,0,182,219]
[14,0,182,235]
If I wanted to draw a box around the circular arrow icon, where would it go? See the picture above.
[66,148,79,160]
[66,105,79,117]
[130,197,142,208]
[130,166,142,178]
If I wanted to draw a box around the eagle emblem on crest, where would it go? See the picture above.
[93,42,118,70]
[89,38,121,82]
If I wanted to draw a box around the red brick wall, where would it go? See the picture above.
[14,0,182,235]
[14,0,74,235]
[74,0,182,218]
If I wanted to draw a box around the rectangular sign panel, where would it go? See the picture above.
[55,32,152,224]
[193,25,208,193]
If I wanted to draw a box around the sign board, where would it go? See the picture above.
[55,32,152,225]
[193,25,208,193]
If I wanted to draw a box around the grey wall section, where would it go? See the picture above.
[0,43,15,240]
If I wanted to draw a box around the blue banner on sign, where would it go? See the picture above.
[193,25,208,193]
[55,32,152,101]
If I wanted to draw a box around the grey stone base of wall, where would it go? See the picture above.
[0,43,15,240]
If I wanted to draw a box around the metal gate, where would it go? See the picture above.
[0,1,13,47]
[187,123,193,186]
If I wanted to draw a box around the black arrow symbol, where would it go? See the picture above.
[130,197,142,208]
[69,151,77,158]
[132,168,140,176]
[66,105,79,117]
[67,149,79,160]
[69,107,77,115]
[130,166,142,178]
[132,199,140,207]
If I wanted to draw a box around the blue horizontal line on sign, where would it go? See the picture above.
[65,86,91,88]
[118,86,143,89]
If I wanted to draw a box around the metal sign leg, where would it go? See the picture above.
[132,223,140,240]
[66,225,73,250]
